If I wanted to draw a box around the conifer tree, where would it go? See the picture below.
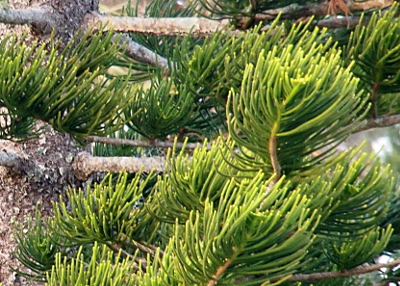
[2,0,400,285]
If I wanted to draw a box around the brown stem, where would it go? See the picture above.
[254,0,392,21]
[207,259,232,286]
[269,124,281,182]
[353,114,400,133]
[371,81,380,119]
[121,238,162,258]
[287,259,400,282]
[106,242,148,269]
[112,34,169,70]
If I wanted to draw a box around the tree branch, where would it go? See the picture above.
[112,34,169,69]
[0,8,53,28]
[71,151,165,180]
[207,259,232,286]
[0,150,43,178]
[255,0,393,21]
[288,259,400,282]
[311,15,365,28]
[85,135,208,150]
[354,114,400,133]
[85,12,231,37]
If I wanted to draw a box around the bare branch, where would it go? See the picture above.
[85,12,231,37]
[0,150,44,178]
[105,242,145,267]
[0,8,55,32]
[312,15,365,28]
[288,259,400,282]
[255,0,393,21]
[85,135,209,150]
[71,151,165,180]
[112,34,169,69]
[354,114,400,133]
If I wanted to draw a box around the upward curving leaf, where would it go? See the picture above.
[227,46,368,180]
[161,173,320,285]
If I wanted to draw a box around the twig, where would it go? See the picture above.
[255,0,393,21]
[353,114,400,133]
[269,124,281,182]
[0,150,43,178]
[85,135,209,150]
[0,8,54,31]
[312,15,366,28]
[106,242,137,260]
[105,242,146,268]
[207,259,232,286]
[112,34,169,69]
[287,259,400,282]
[371,82,380,118]
[121,238,163,258]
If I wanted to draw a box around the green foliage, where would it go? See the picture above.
[147,139,241,223]
[345,3,400,117]
[227,46,367,179]
[12,209,66,281]
[0,30,134,143]
[52,172,159,245]
[47,242,139,286]
[164,175,319,285]
[125,74,196,140]
[316,151,393,236]
[324,225,393,270]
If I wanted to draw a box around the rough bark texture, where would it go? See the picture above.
[0,123,86,286]
[45,0,98,43]
[0,2,140,285]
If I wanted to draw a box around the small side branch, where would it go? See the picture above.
[255,0,393,21]
[0,150,43,178]
[0,8,54,30]
[288,259,400,282]
[105,242,146,268]
[312,15,365,28]
[353,114,400,133]
[85,135,209,150]
[207,259,232,286]
[71,151,165,180]
[113,34,169,69]
[269,124,281,182]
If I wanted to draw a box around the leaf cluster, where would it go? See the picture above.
[0,30,133,143]
[11,1,400,286]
